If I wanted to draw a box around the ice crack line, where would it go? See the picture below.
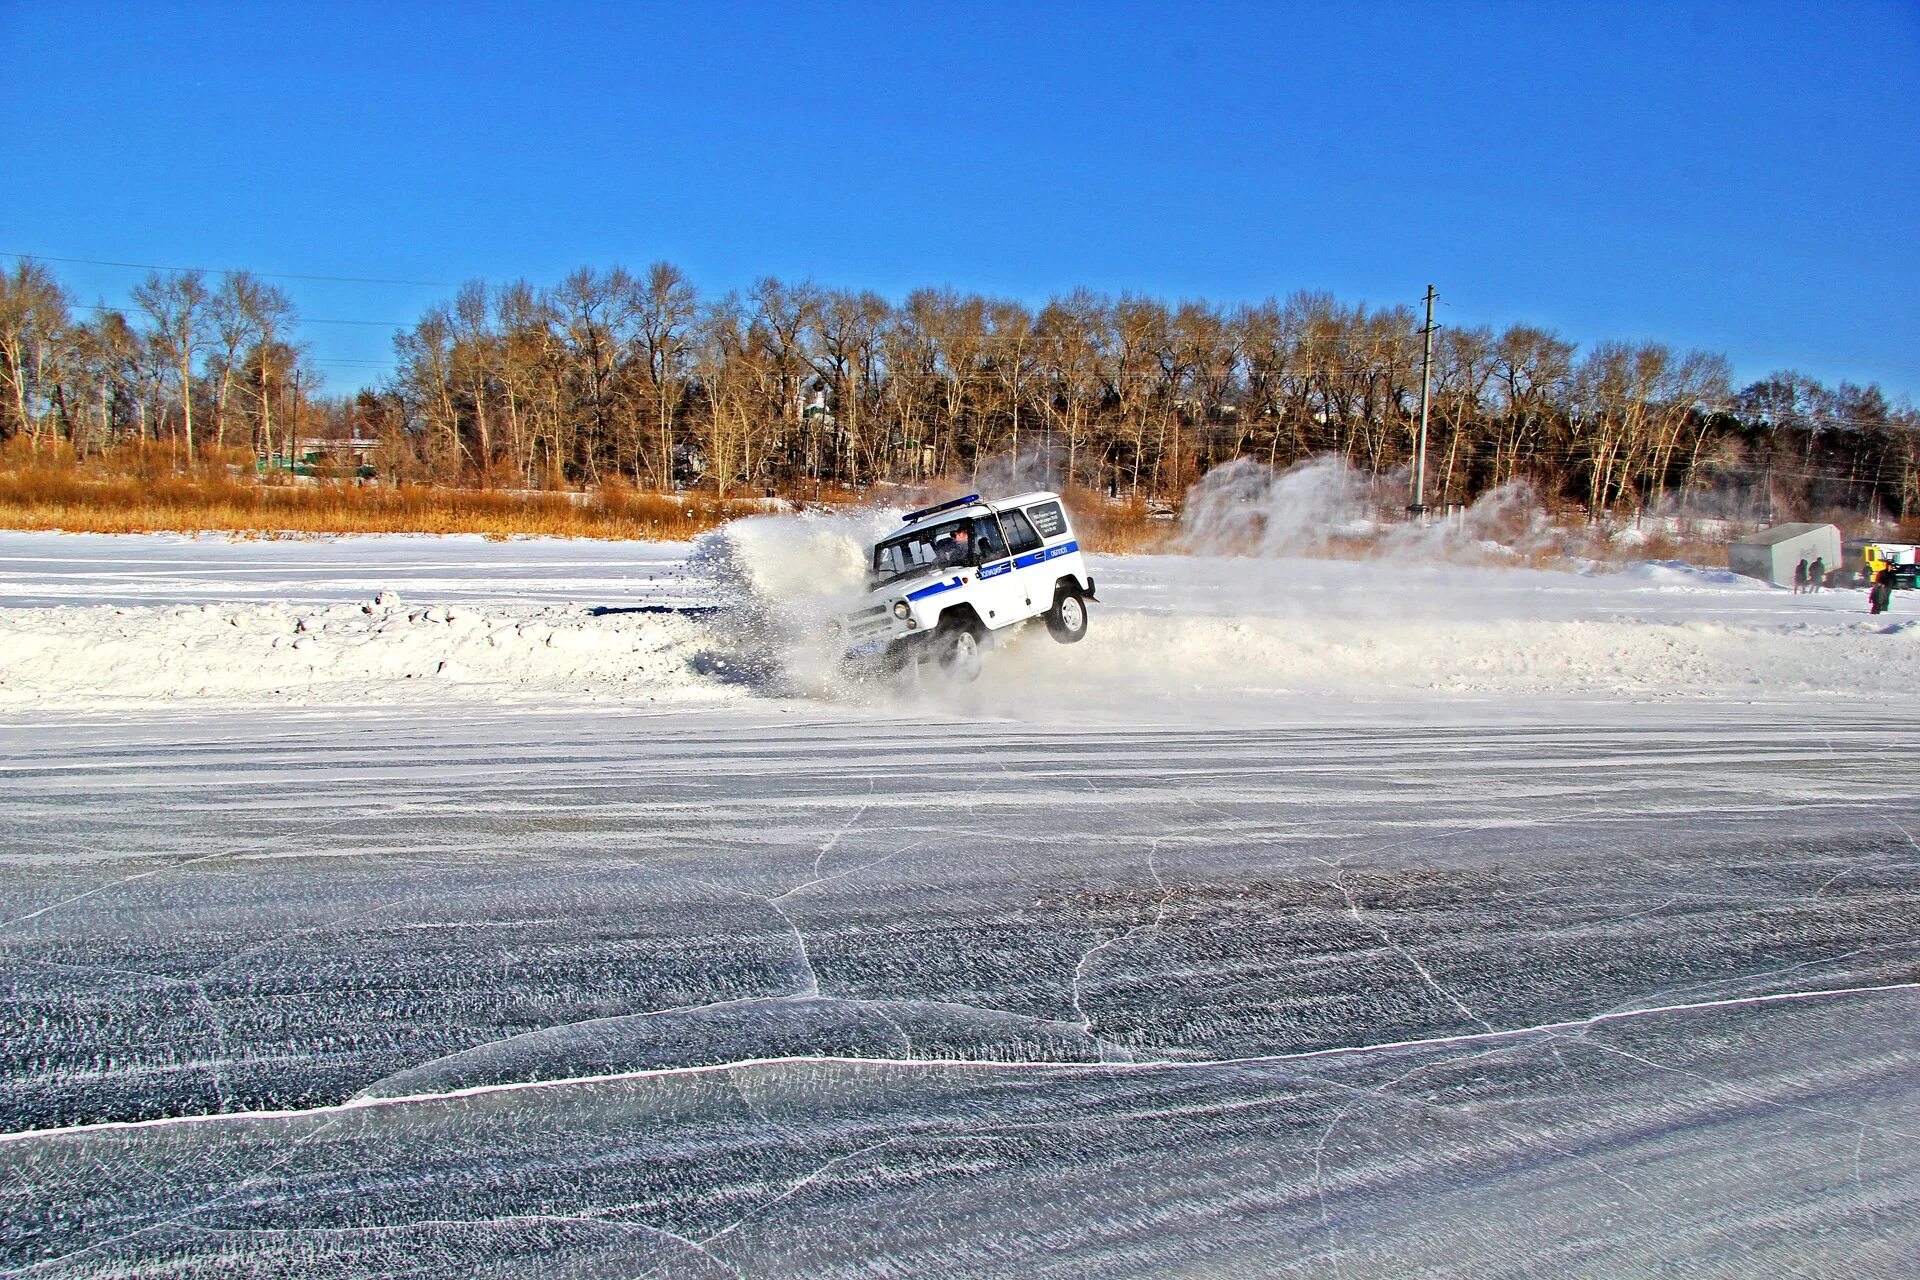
[0,848,246,932]
[769,895,821,999]
[1884,812,1919,859]
[772,843,913,906]
[1310,1041,1526,1280]
[7,980,1917,1147]
[1067,838,1172,1054]
[703,883,821,1001]
[810,783,875,881]
[696,1132,1012,1251]
[1308,1037,1661,1277]
[4,954,232,1107]
[1323,861,1492,1034]
[0,808,401,935]
[1595,937,1920,1022]
[1562,1033,1920,1166]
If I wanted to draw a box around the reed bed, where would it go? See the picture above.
[0,445,782,540]
[0,443,1757,564]
[1056,489,1181,555]
[0,447,1176,552]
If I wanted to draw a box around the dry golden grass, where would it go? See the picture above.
[1056,488,1180,555]
[0,443,1779,566]
[0,446,1180,554]
[0,443,786,540]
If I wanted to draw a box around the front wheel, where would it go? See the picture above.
[1045,586,1089,644]
[935,620,985,682]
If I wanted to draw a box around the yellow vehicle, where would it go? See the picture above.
[1843,540,1919,585]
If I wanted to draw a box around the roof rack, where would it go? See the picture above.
[901,494,982,523]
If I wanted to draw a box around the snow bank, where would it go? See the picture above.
[967,611,1916,718]
[0,530,1914,714]
[0,599,726,708]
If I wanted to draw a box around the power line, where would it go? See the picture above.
[4,251,456,288]
[75,302,409,328]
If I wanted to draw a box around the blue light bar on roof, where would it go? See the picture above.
[902,494,982,523]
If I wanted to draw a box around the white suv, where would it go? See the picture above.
[837,492,1096,680]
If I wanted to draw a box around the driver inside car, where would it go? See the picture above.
[938,524,974,567]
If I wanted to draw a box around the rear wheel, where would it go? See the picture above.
[1045,585,1088,644]
[935,619,985,682]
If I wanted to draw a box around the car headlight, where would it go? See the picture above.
[892,601,912,620]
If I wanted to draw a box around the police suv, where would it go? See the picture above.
[835,492,1095,681]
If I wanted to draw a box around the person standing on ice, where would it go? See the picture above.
[1793,558,1808,593]
[1868,565,1894,615]
[1808,556,1826,593]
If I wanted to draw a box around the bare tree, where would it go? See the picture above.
[1035,291,1106,487]
[550,266,644,484]
[0,260,72,446]
[393,306,464,479]
[209,272,279,452]
[808,289,890,483]
[1429,325,1494,505]
[1107,296,1168,495]
[58,310,139,453]
[131,270,212,462]
[751,278,822,480]
[491,280,558,484]
[1491,325,1574,490]
[634,262,700,488]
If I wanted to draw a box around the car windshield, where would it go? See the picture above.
[871,518,977,585]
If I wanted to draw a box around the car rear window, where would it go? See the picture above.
[1025,501,1067,540]
[999,510,1043,555]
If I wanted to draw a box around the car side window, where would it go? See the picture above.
[1000,510,1043,555]
[972,516,1008,562]
[1025,501,1066,540]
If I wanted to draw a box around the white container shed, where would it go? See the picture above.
[1728,523,1842,587]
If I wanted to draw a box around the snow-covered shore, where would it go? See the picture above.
[0,530,1913,713]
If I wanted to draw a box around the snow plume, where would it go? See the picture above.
[1381,480,1561,562]
[1178,456,1368,557]
[689,510,887,606]
[1181,456,1565,564]
[972,443,1064,496]
[686,508,899,696]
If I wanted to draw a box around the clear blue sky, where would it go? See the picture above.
[4,1,1916,399]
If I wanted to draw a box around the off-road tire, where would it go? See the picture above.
[934,618,986,682]
[1045,585,1089,644]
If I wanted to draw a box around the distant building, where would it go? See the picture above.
[259,436,379,479]
[1728,523,1842,587]
[295,436,378,463]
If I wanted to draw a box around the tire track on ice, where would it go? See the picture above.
[8,978,1916,1148]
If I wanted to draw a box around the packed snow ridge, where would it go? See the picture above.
[0,526,1913,713]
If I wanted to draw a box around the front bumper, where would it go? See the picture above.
[837,599,921,658]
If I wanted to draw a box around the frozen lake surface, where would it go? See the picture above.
[2,530,1917,1277]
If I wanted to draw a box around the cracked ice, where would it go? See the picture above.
[2,532,1919,1278]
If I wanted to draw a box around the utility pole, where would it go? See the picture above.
[1410,284,1437,518]
[289,368,302,477]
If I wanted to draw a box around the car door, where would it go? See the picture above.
[994,508,1047,619]
[967,514,1024,628]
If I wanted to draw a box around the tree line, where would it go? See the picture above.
[3,256,1915,522]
